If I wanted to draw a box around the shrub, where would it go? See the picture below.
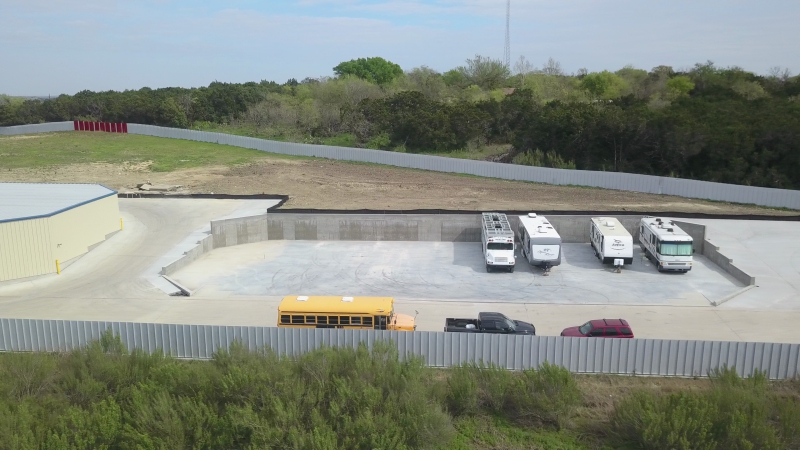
[512,363,582,429]
[610,368,784,450]
[610,390,717,450]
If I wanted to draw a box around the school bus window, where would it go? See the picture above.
[340,316,350,325]
[363,317,373,326]
[280,315,290,324]
[351,316,362,325]
[329,316,339,325]
[305,316,316,324]
[317,316,327,324]
[291,315,304,324]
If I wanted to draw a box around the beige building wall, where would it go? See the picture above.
[48,194,120,263]
[0,218,54,282]
[0,194,120,282]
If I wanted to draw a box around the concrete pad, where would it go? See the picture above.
[172,241,741,306]
[679,219,800,310]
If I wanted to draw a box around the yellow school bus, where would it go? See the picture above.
[277,295,416,331]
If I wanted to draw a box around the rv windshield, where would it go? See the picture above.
[487,243,513,250]
[658,242,693,256]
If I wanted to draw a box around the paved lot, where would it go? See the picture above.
[684,219,800,310]
[0,200,798,343]
[172,241,741,306]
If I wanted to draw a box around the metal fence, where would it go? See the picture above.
[1,318,798,379]
[0,122,75,135]
[3,122,800,209]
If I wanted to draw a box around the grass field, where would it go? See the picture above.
[0,132,282,172]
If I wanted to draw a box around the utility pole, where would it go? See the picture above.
[504,0,511,70]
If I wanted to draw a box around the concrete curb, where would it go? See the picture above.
[711,285,758,306]
[161,275,193,297]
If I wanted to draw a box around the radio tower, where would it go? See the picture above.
[504,0,511,70]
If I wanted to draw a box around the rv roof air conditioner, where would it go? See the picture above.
[528,213,537,218]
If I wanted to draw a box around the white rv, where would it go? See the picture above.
[481,212,516,272]
[590,217,633,266]
[639,217,693,273]
[518,213,562,269]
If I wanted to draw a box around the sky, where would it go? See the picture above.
[1,0,798,96]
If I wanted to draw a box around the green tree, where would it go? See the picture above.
[666,75,695,99]
[580,71,629,100]
[456,55,510,90]
[158,98,188,128]
[333,57,403,84]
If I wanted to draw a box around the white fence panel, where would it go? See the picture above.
[1,318,799,379]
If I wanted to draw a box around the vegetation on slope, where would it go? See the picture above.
[1,58,799,189]
[0,331,798,449]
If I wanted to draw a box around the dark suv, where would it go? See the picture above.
[560,319,634,338]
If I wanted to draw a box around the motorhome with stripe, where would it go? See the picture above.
[590,217,633,265]
[518,213,562,268]
[638,217,693,273]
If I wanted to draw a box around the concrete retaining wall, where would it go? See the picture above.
[703,241,756,286]
[211,216,269,248]
[260,213,647,243]
[672,220,707,254]
[162,235,213,276]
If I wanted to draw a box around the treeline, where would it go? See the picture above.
[0,332,798,449]
[2,57,799,189]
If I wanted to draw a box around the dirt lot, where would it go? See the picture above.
[1,157,796,215]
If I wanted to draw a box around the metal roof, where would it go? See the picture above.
[278,296,395,315]
[0,183,117,224]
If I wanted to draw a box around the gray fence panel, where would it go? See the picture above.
[2,318,799,378]
[4,123,800,208]
[0,122,74,135]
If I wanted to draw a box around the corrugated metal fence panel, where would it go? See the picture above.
[1,318,799,379]
[3,123,800,209]
[0,122,74,135]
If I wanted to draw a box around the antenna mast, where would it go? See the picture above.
[504,0,511,70]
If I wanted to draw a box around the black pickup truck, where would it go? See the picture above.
[444,312,536,335]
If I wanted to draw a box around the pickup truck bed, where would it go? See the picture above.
[444,312,535,335]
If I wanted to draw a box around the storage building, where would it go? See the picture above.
[0,183,120,282]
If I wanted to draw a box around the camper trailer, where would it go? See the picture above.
[481,212,516,272]
[518,213,562,271]
[639,217,693,273]
[590,217,634,267]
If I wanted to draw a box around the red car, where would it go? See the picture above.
[560,319,634,338]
